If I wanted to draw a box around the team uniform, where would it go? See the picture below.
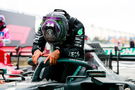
[0,28,10,47]
[29,10,85,82]
[0,15,10,47]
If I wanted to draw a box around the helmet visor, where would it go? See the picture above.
[41,13,68,44]
[42,17,61,43]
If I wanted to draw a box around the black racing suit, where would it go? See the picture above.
[32,17,85,82]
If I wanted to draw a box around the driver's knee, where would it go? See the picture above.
[28,58,35,66]
[85,52,98,69]
[28,58,37,70]
[28,57,46,66]
[38,57,46,63]
[28,57,46,70]
[85,52,94,61]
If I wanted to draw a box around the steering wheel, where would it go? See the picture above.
[32,58,92,82]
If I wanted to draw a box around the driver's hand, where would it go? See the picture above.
[32,49,43,64]
[44,49,60,65]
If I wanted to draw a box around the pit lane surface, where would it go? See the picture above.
[112,61,135,80]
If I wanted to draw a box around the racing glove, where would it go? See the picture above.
[44,49,60,65]
[32,49,43,64]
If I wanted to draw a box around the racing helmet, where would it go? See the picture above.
[41,11,69,44]
[0,15,6,30]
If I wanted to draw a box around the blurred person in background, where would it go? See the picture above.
[130,40,134,48]
[0,15,10,84]
[0,15,10,47]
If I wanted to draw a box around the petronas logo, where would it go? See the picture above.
[77,28,83,35]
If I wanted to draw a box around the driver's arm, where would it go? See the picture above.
[32,26,46,54]
[59,18,85,58]
[32,26,46,64]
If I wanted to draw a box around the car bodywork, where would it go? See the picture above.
[0,44,135,90]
